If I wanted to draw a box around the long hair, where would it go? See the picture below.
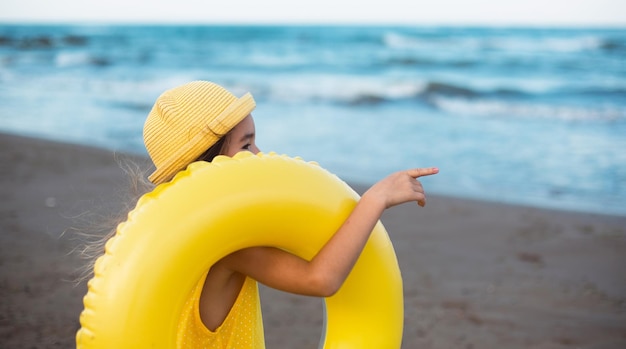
[75,135,230,284]
[72,155,154,284]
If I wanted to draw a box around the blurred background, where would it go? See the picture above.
[1,2,626,349]
[1,0,625,216]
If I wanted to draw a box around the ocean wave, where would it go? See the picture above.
[484,35,605,53]
[0,33,89,49]
[277,77,626,121]
[381,29,615,54]
[55,51,111,67]
[381,56,479,69]
[382,32,427,49]
[261,77,597,108]
[330,80,528,106]
[432,97,625,122]
[600,38,626,53]
[256,77,423,105]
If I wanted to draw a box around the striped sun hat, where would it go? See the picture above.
[143,81,256,184]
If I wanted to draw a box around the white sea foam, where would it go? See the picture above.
[433,97,625,122]
[55,51,91,67]
[383,30,606,54]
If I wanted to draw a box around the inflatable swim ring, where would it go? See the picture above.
[76,152,403,348]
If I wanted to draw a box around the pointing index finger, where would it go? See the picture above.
[408,167,439,178]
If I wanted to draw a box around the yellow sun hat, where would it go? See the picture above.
[143,81,256,184]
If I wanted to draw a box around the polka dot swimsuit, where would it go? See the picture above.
[177,273,265,348]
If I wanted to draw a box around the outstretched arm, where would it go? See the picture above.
[222,167,439,296]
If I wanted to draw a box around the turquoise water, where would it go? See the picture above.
[1,25,625,215]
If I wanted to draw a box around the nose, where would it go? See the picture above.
[251,144,260,154]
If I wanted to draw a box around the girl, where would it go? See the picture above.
[140,80,438,347]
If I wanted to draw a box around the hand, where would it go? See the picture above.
[364,167,439,209]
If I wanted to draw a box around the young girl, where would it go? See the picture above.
[141,80,438,347]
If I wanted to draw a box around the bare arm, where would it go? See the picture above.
[221,167,439,296]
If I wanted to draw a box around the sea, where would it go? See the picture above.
[0,24,625,216]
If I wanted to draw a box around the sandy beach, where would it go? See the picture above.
[1,132,625,349]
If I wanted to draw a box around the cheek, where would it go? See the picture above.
[223,143,240,157]
[218,136,236,157]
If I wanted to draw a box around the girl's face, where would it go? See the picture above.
[222,115,260,157]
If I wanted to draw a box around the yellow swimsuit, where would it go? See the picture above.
[177,273,265,348]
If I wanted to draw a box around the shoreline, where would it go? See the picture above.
[1,132,625,348]
[5,131,625,220]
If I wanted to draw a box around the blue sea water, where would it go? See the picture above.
[1,24,625,216]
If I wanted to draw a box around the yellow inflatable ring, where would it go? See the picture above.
[76,152,403,348]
